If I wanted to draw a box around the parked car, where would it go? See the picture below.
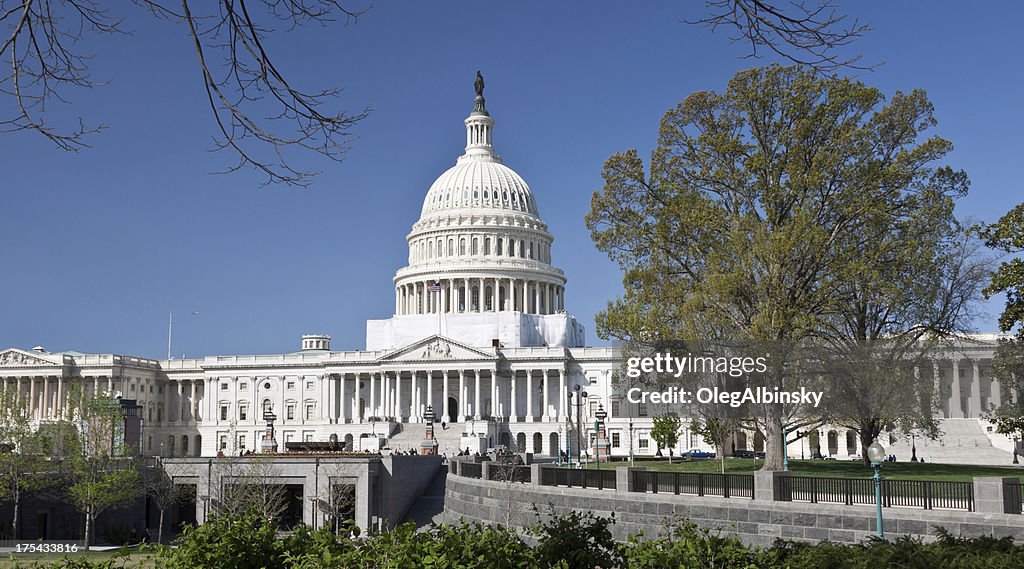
[732,449,755,458]
[686,449,716,459]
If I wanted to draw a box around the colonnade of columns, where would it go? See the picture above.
[395,277,564,316]
[321,368,568,425]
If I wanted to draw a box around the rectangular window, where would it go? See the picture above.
[285,432,294,443]
[221,382,228,391]
[306,405,314,420]
[239,382,248,391]
[219,435,228,450]
[638,403,648,417]
[589,401,597,414]
[611,401,620,417]
[220,405,228,421]
[639,438,649,450]
[304,432,313,442]
[287,404,295,420]
[612,432,621,448]
[239,406,248,421]
[287,381,295,390]
[238,435,246,449]
[306,381,314,390]
[130,384,136,391]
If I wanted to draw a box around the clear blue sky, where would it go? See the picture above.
[1,2,1020,359]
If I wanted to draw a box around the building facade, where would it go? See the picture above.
[0,80,1018,464]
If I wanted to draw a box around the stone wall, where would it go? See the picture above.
[444,473,1024,548]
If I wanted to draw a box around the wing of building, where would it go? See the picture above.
[0,81,1017,465]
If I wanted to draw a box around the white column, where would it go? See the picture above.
[354,373,362,422]
[534,282,540,315]
[412,371,420,421]
[474,370,481,420]
[490,371,498,417]
[992,364,1002,407]
[427,370,434,416]
[41,377,49,418]
[510,372,517,422]
[56,376,63,418]
[458,370,466,420]
[521,279,528,312]
[339,374,347,423]
[395,371,404,421]
[442,370,450,423]
[558,369,567,421]
[29,378,36,418]
[177,381,184,422]
[525,370,534,421]
[969,361,982,418]
[949,360,964,418]
[369,372,378,418]
[542,370,550,421]
[932,360,941,416]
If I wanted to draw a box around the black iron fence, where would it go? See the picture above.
[540,467,618,490]
[488,464,532,483]
[460,462,482,479]
[777,476,974,511]
[633,471,754,499]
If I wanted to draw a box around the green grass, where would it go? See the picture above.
[575,458,1024,482]
[0,546,158,568]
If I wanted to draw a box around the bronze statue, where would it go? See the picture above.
[474,71,485,98]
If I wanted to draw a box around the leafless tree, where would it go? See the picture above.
[1,0,370,186]
[686,0,875,72]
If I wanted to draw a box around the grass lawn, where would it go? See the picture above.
[575,457,1024,482]
[0,547,158,568]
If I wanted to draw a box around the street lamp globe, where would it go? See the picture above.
[867,440,886,465]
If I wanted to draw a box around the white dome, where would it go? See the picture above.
[421,158,538,216]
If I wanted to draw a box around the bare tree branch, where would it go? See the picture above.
[1,0,370,185]
[685,0,876,72]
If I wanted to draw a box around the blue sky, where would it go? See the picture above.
[1,2,1021,359]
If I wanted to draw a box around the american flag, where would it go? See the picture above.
[427,282,441,292]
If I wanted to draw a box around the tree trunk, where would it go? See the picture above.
[158,508,165,544]
[761,408,785,471]
[859,420,881,467]
[83,511,91,551]
[12,489,19,540]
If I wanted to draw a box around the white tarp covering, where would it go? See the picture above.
[365,312,586,351]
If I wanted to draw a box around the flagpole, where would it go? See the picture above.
[167,312,173,360]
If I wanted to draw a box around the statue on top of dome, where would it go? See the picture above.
[474,71,485,98]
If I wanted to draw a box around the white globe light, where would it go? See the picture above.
[867,440,886,464]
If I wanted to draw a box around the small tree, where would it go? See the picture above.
[65,394,141,549]
[650,413,682,463]
[146,459,187,544]
[0,389,50,540]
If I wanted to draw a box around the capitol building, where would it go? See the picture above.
[0,79,1018,465]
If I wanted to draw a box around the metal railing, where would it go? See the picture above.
[632,471,754,499]
[540,467,617,490]
[488,464,532,483]
[460,462,482,479]
[777,476,974,511]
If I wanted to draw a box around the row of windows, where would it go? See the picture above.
[411,235,551,264]
[219,401,316,421]
[220,380,316,391]
[428,188,532,211]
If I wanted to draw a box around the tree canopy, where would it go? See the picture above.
[587,65,972,470]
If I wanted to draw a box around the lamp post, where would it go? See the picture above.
[556,426,563,466]
[569,385,588,468]
[911,433,918,463]
[594,404,607,470]
[1013,436,1020,465]
[798,430,805,460]
[867,440,887,539]
[629,419,634,466]
[782,424,789,472]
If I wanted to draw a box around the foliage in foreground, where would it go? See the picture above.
[8,511,1024,569]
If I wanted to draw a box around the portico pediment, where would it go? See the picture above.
[378,335,496,363]
[0,348,59,367]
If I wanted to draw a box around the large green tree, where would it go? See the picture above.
[0,389,51,540]
[977,203,1024,461]
[587,65,968,470]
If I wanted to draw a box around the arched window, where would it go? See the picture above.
[472,238,479,255]
[519,240,526,258]
[528,242,534,259]
[262,399,273,415]
[448,239,454,256]
[496,238,503,256]
[485,286,493,311]
[484,237,491,255]
[459,238,466,255]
